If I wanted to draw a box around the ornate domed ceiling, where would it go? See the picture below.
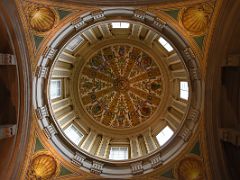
[30,6,203,176]
[1,0,227,179]
[79,44,163,129]
[15,0,217,176]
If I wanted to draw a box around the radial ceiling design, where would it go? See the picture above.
[32,7,203,178]
[79,44,163,129]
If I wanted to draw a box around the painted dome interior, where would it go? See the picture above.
[47,20,191,162]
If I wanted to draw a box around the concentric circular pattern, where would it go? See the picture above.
[79,45,163,129]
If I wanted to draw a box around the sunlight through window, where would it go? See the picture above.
[112,22,130,29]
[156,126,174,146]
[180,81,189,100]
[158,37,173,52]
[50,79,61,99]
[64,124,83,145]
[109,147,128,160]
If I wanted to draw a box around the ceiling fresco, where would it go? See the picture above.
[79,44,163,129]
[14,0,223,179]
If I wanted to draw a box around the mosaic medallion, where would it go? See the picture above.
[79,45,163,128]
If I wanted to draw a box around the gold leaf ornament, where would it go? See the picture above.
[28,154,58,179]
[29,7,56,33]
[181,3,214,35]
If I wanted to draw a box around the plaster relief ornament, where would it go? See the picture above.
[27,153,58,179]
[27,5,56,33]
[79,45,163,129]
[180,2,214,36]
[175,156,205,180]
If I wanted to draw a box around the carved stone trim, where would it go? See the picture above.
[182,48,200,80]
[131,161,143,175]
[179,126,192,142]
[72,18,86,30]
[134,10,146,21]
[71,152,86,166]
[35,66,49,78]
[91,161,104,174]
[0,53,16,65]
[36,106,49,120]
[150,154,163,168]
[43,47,57,60]
[92,10,105,21]
[153,17,166,30]
[187,108,200,123]
[44,124,57,138]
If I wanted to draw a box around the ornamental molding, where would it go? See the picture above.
[44,124,57,138]
[182,47,200,80]
[35,66,49,78]
[92,10,105,21]
[43,47,57,61]
[91,161,104,174]
[134,10,147,21]
[153,17,166,30]
[32,8,203,178]
[36,106,49,120]
[179,126,192,142]
[187,108,200,123]
[71,152,86,166]
[150,153,163,168]
[131,161,143,175]
[72,18,86,30]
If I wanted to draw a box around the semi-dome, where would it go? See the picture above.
[34,8,202,178]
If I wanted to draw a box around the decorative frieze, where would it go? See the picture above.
[179,126,192,142]
[91,161,104,174]
[44,124,57,138]
[72,18,86,30]
[0,53,16,65]
[150,154,163,168]
[187,108,200,123]
[71,152,86,166]
[182,48,200,80]
[36,106,49,120]
[43,47,57,60]
[153,17,166,30]
[35,66,49,78]
[131,161,143,175]
[92,10,105,21]
[134,10,146,21]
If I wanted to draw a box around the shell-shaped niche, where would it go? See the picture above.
[28,154,58,179]
[181,3,214,35]
[176,156,204,180]
[29,7,56,33]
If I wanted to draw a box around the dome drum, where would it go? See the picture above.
[33,8,202,178]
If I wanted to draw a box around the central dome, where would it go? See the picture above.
[79,44,162,129]
[34,8,202,177]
